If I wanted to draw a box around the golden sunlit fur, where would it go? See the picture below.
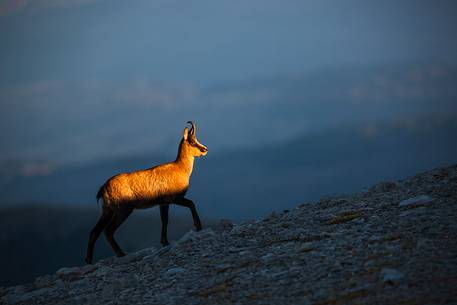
[101,132,207,210]
[85,122,207,264]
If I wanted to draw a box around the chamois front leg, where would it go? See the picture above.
[159,204,170,246]
[174,197,202,231]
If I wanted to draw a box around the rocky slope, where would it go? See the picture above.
[1,164,457,305]
[0,206,220,287]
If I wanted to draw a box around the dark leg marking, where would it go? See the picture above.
[174,197,202,231]
[104,207,133,257]
[160,204,170,246]
[85,208,113,264]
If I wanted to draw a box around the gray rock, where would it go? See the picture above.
[380,268,404,284]
[135,247,156,258]
[116,253,141,264]
[177,230,198,244]
[56,267,80,277]
[399,195,434,207]
[80,264,97,275]
[91,265,113,277]
[165,267,185,277]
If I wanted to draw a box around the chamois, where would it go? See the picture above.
[85,121,208,264]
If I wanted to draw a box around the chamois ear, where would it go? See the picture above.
[183,127,189,140]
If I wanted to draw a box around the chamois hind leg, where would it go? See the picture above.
[159,204,170,246]
[104,207,133,257]
[85,207,113,264]
[174,197,202,231]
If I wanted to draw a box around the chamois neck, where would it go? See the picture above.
[175,140,195,174]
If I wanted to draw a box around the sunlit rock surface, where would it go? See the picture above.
[1,165,457,305]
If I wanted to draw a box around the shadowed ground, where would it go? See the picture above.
[1,164,456,304]
[0,205,219,286]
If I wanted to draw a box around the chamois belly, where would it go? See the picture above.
[135,198,161,209]
[134,189,188,209]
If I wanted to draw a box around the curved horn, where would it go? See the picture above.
[187,121,196,136]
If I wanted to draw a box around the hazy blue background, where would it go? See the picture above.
[1,0,457,285]
[2,0,457,217]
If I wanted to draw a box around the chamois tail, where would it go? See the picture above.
[96,184,105,204]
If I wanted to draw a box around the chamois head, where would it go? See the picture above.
[182,121,208,157]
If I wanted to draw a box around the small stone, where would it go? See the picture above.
[136,247,157,258]
[92,265,113,277]
[271,270,289,279]
[215,263,232,272]
[368,235,382,243]
[399,195,434,207]
[177,230,198,244]
[70,277,91,290]
[230,225,245,235]
[380,268,403,284]
[80,264,97,275]
[261,253,274,262]
[299,243,315,252]
[198,228,217,240]
[116,253,140,264]
[165,267,185,276]
[56,267,83,281]
[56,266,81,277]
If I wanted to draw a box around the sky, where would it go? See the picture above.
[1,0,457,166]
[2,1,457,85]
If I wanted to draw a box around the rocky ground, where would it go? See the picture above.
[1,164,457,305]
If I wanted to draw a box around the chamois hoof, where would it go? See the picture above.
[161,241,170,247]
[85,257,93,264]
[116,252,126,257]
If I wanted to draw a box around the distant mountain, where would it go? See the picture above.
[1,114,456,220]
[2,63,457,164]
[192,113,457,218]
